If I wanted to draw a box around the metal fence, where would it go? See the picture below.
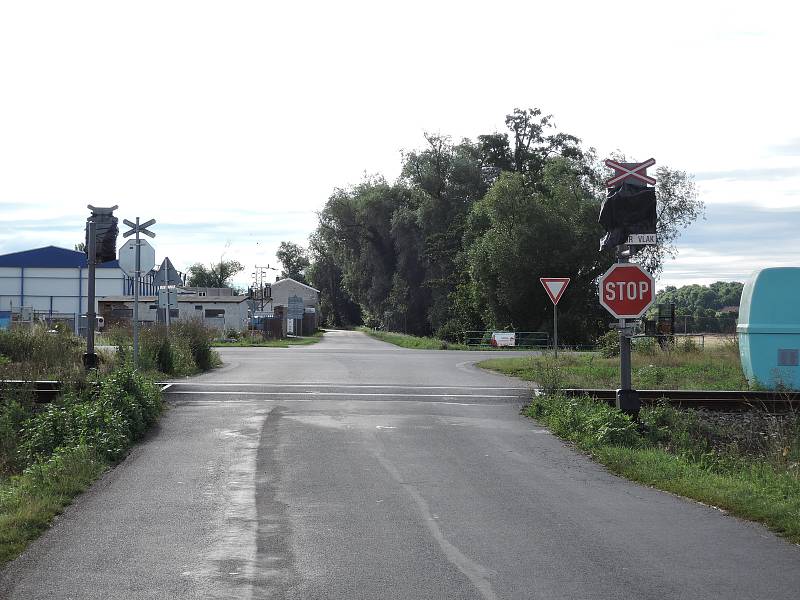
[463,331,550,349]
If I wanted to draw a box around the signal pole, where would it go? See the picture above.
[84,205,118,370]
[122,218,156,369]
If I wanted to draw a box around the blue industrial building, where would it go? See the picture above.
[0,246,158,319]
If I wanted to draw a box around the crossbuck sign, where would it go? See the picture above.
[605,158,656,188]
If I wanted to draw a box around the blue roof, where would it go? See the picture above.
[0,246,120,269]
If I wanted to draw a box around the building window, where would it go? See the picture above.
[205,309,225,318]
[195,305,203,310]
[198,291,206,297]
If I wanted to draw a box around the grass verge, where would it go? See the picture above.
[212,330,324,348]
[479,343,748,390]
[0,368,164,567]
[525,393,800,543]
[0,446,107,565]
[359,328,471,350]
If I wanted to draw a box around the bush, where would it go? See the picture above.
[532,355,565,394]
[0,398,31,475]
[633,336,658,356]
[527,393,640,448]
[0,327,83,379]
[435,321,465,344]
[110,322,216,375]
[140,325,174,374]
[173,320,217,372]
[677,336,701,353]
[596,330,620,358]
[18,368,163,465]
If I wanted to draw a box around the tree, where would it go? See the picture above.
[276,241,310,283]
[465,159,611,343]
[186,260,244,288]
[307,231,361,327]
[306,107,705,343]
[74,242,86,253]
[632,166,703,277]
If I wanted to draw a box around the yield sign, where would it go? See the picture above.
[605,158,656,188]
[540,277,570,305]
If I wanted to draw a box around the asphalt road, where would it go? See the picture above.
[2,330,799,599]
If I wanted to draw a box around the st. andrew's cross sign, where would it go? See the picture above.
[605,158,656,188]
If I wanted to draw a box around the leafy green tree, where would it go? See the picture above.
[276,241,310,283]
[656,282,743,314]
[306,107,705,343]
[307,231,361,326]
[465,159,611,343]
[633,166,703,276]
[186,260,243,288]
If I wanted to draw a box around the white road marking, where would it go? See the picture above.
[166,390,522,399]
[160,382,526,391]
[160,383,173,392]
[171,399,509,407]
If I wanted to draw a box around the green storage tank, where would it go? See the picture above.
[737,267,800,390]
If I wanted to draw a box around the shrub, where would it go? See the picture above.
[435,321,465,344]
[633,336,658,356]
[18,368,163,466]
[173,320,217,372]
[678,336,701,353]
[596,330,620,358]
[528,393,640,448]
[224,329,242,340]
[110,322,216,375]
[533,355,565,394]
[140,325,174,374]
[0,397,31,475]
[0,327,83,379]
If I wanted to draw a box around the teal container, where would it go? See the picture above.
[737,267,800,390]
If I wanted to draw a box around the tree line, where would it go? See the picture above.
[300,108,703,344]
[195,108,703,344]
[654,281,743,334]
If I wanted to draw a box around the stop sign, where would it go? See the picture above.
[598,263,655,318]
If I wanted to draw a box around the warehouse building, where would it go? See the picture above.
[0,245,161,313]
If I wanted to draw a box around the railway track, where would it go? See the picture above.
[558,388,800,411]
[0,380,62,404]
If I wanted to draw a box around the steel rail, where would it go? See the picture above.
[557,388,800,411]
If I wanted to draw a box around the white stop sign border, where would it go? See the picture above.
[598,263,655,319]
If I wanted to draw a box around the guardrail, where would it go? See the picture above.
[463,331,550,348]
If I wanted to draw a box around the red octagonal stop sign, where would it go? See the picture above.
[598,263,655,319]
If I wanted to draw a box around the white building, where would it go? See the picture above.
[98,294,250,332]
[270,278,321,329]
[271,278,320,311]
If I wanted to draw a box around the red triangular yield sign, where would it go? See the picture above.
[540,277,570,305]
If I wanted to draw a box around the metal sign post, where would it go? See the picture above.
[122,217,156,369]
[540,278,570,358]
[598,157,658,416]
[84,205,118,370]
[85,218,98,368]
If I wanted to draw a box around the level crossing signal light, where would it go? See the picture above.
[85,205,119,263]
[598,159,657,251]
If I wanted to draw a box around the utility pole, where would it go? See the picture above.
[122,217,156,369]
